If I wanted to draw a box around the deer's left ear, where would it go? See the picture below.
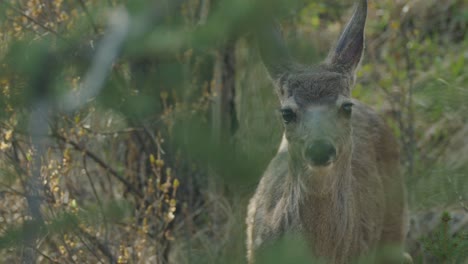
[327,0,367,74]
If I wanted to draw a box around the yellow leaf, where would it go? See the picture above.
[165,211,175,223]
[173,178,180,188]
[0,141,9,150]
[4,130,12,141]
[156,159,164,168]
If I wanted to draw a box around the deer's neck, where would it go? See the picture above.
[287,154,357,262]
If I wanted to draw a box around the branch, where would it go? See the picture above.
[401,24,416,178]
[446,174,468,213]
[61,7,130,112]
[82,155,112,263]
[53,133,143,198]
[21,102,47,264]
[60,0,186,112]
[0,1,64,40]
[76,0,100,34]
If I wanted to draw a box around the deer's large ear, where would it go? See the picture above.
[257,21,294,81]
[327,0,367,74]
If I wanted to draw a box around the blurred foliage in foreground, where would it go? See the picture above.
[0,0,467,263]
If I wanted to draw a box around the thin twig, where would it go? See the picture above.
[0,1,65,40]
[76,0,100,34]
[446,174,468,213]
[77,226,116,263]
[73,228,107,264]
[33,248,60,264]
[401,23,416,178]
[83,155,112,263]
[53,133,143,198]
[82,126,145,135]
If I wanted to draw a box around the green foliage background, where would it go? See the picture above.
[0,0,467,263]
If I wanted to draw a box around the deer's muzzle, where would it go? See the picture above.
[305,140,337,167]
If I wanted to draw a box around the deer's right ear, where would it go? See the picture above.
[257,22,294,81]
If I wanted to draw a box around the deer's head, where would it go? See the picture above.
[259,0,367,171]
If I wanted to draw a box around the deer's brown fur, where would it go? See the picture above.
[246,1,411,263]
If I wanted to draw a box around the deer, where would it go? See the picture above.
[246,0,412,263]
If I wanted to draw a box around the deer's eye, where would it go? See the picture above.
[280,108,296,124]
[341,102,354,117]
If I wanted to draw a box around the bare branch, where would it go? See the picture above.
[53,133,143,198]
[0,1,64,40]
[83,155,112,263]
[76,0,100,34]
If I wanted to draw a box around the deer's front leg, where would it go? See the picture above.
[246,195,287,264]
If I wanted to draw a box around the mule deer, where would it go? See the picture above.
[246,0,411,263]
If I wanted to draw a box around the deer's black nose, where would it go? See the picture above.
[305,140,336,166]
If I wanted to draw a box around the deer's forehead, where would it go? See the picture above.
[279,71,351,106]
